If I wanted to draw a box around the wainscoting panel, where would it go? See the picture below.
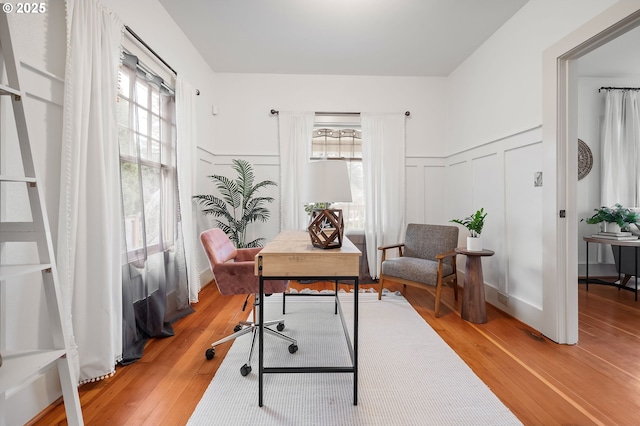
[470,152,502,289]
[446,126,544,327]
[405,157,447,225]
[505,142,543,309]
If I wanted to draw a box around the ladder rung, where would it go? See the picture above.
[0,222,36,232]
[0,175,37,184]
[0,264,52,280]
[0,349,67,394]
[0,231,40,242]
[0,82,21,98]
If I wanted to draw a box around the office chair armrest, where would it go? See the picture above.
[214,261,256,284]
[236,247,262,261]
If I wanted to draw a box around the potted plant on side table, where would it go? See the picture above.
[585,203,640,234]
[451,208,487,251]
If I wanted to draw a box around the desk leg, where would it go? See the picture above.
[354,277,358,406]
[282,289,286,315]
[461,256,487,324]
[618,245,622,291]
[259,277,264,407]
[585,241,589,291]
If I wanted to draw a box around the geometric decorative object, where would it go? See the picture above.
[308,208,345,249]
[303,160,352,249]
[578,138,593,180]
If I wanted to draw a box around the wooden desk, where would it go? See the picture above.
[255,230,361,407]
[582,236,640,300]
[454,247,495,324]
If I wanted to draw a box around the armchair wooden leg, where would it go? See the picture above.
[452,276,459,301]
[435,278,443,318]
[378,277,385,300]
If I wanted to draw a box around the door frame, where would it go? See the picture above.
[542,2,640,344]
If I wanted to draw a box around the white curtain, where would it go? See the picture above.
[277,111,315,230]
[362,113,406,279]
[58,0,123,383]
[601,89,640,207]
[176,77,201,302]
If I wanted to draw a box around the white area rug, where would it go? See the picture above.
[188,292,521,426]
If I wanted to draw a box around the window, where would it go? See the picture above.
[311,116,364,230]
[117,56,177,263]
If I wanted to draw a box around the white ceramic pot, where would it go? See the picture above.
[603,222,621,234]
[467,236,482,251]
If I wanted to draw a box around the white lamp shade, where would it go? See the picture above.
[302,160,353,203]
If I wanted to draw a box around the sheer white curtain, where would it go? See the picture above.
[278,112,315,230]
[176,77,200,302]
[58,0,123,382]
[601,89,640,207]
[361,113,406,279]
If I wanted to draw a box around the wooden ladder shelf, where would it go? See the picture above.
[0,8,83,426]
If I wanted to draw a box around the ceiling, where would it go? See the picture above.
[160,0,529,77]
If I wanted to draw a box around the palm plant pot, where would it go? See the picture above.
[467,236,483,251]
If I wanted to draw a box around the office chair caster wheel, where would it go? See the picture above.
[240,364,252,376]
[234,324,242,332]
[277,322,285,331]
[205,348,215,360]
[288,344,298,354]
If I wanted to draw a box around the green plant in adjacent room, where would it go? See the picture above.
[450,208,487,237]
[585,203,640,231]
[193,159,277,248]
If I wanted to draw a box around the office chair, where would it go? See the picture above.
[200,228,298,376]
[377,224,459,317]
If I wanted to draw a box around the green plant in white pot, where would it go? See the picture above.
[451,208,487,251]
[585,203,639,233]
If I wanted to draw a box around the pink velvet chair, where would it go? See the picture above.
[200,228,298,376]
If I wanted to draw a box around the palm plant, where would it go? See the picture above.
[193,159,276,248]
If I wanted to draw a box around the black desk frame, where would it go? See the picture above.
[257,273,359,407]
[582,238,639,301]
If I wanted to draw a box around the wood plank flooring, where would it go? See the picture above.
[30,280,640,425]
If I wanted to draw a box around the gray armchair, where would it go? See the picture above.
[377,224,459,317]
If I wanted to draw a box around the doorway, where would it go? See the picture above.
[542,4,640,344]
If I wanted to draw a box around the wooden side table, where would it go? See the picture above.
[454,247,495,324]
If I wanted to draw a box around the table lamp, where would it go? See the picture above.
[302,160,353,249]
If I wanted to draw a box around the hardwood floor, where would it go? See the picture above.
[31,280,640,425]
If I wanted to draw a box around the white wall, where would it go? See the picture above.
[209,73,449,157]
[2,0,217,423]
[446,128,544,322]
[447,0,618,154]
[443,0,623,336]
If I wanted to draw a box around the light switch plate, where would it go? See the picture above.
[534,172,543,187]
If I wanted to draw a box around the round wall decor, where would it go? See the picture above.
[578,139,593,180]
